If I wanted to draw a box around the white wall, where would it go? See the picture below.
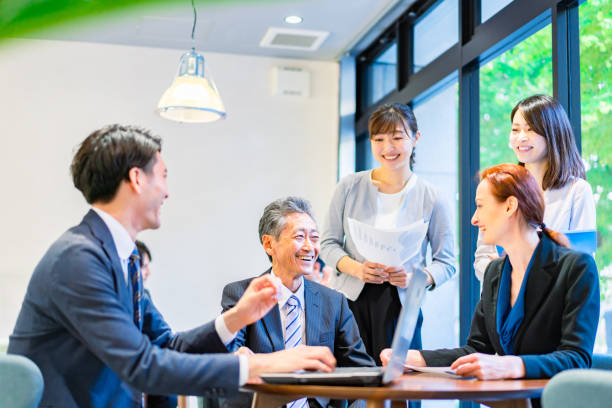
[0,39,339,338]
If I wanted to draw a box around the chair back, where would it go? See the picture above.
[542,369,612,408]
[0,354,44,408]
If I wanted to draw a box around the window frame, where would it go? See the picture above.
[347,1,584,393]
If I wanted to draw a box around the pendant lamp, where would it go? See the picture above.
[157,1,226,123]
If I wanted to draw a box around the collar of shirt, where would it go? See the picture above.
[91,207,136,262]
[269,269,306,312]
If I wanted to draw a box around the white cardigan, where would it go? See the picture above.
[320,170,456,301]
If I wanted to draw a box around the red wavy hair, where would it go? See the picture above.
[481,163,569,247]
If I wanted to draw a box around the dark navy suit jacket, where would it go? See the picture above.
[220,271,375,408]
[421,233,600,379]
[8,210,240,407]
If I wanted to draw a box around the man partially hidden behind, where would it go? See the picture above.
[222,197,375,408]
[8,125,335,408]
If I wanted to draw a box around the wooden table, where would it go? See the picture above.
[245,372,548,408]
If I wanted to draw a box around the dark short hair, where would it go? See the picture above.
[135,240,152,262]
[368,103,419,170]
[511,95,586,190]
[71,124,162,204]
[258,197,316,262]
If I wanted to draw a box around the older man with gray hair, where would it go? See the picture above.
[221,196,374,408]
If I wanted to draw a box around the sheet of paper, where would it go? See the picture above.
[347,217,428,267]
[405,365,470,379]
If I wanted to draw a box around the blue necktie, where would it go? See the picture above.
[284,296,307,408]
[128,249,143,331]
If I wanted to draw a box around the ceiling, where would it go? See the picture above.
[21,0,415,61]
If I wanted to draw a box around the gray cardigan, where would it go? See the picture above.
[320,170,457,301]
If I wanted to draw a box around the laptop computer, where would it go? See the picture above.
[259,269,428,386]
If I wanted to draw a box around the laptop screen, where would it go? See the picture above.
[382,269,428,383]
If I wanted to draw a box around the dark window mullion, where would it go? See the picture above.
[458,4,479,408]
[397,17,413,90]
[552,1,582,152]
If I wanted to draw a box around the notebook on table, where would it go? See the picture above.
[259,269,428,387]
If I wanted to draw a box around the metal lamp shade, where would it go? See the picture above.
[157,49,226,123]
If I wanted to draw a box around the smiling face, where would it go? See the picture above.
[509,109,548,165]
[263,212,320,280]
[471,179,512,245]
[370,126,417,170]
[138,152,169,231]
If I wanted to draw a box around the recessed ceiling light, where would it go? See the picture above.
[284,15,303,24]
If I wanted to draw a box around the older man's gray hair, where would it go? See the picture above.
[258,197,316,244]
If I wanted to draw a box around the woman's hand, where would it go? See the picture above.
[450,353,525,380]
[386,266,411,288]
[357,261,389,284]
[380,348,426,368]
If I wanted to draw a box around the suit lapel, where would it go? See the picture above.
[261,305,284,351]
[259,269,285,351]
[84,210,132,309]
[514,235,557,350]
[485,259,505,354]
[304,280,321,346]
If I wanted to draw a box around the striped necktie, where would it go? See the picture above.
[284,295,308,408]
[128,249,143,331]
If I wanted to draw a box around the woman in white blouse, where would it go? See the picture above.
[320,104,456,368]
[474,94,596,281]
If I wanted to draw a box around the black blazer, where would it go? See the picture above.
[421,233,599,379]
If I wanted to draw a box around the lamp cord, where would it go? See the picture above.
[191,0,197,43]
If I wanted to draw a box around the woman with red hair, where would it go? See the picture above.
[381,164,599,387]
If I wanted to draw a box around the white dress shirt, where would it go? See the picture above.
[91,207,248,385]
[91,207,135,284]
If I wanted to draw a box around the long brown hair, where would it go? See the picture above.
[481,163,570,247]
[368,103,418,170]
[511,94,585,190]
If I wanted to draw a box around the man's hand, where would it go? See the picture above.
[450,353,525,380]
[380,348,426,369]
[247,345,336,382]
[357,261,389,284]
[223,275,279,333]
[386,266,411,288]
[234,346,254,356]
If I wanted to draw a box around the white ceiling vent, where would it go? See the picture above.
[260,27,329,51]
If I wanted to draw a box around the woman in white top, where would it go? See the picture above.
[320,104,456,368]
[474,94,596,281]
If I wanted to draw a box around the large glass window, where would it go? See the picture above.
[480,24,552,169]
[413,79,459,408]
[481,0,514,23]
[579,0,612,355]
[413,80,459,346]
[413,0,458,73]
[362,42,397,107]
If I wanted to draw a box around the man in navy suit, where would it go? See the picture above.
[8,125,336,408]
[221,197,375,408]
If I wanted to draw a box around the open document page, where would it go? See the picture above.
[405,365,470,379]
[346,217,428,268]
